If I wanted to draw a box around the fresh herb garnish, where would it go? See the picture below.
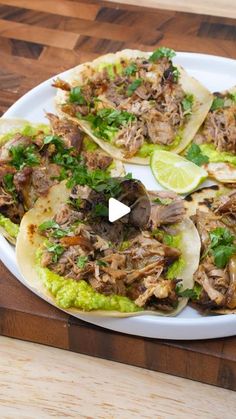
[96,260,109,267]
[153,197,172,205]
[149,47,176,62]
[93,203,108,217]
[3,173,16,196]
[39,220,59,231]
[186,143,209,166]
[205,227,236,268]
[181,94,194,115]
[211,97,225,111]
[39,220,69,238]
[172,66,180,83]
[9,144,40,170]
[69,86,86,105]
[43,135,64,149]
[46,242,65,262]
[124,63,137,76]
[127,78,142,96]
[176,283,202,299]
[228,92,236,102]
[77,255,88,268]
[82,108,135,141]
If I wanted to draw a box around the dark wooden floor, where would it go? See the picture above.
[0,0,236,391]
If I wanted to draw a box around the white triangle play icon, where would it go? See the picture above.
[108,198,131,223]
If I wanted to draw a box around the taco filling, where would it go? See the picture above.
[191,190,236,311]
[0,114,123,242]
[16,179,200,315]
[54,47,212,162]
[190,88,236,183]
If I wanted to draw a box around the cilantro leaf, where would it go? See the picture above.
[124,63,137,76]
[43,135,64,150]
[172,66,180,83]
[211,97,225,111]
[82,109,135,141]
[3,173,16,196]
[46,242,65,262]
[93,203,108,217]
[69,86,86,105]
[228,92,236,102]
[9,144,40,170]
[208,227,236,268]
[96,260,109,267]
[176,283,202,299]
[127,78,142,96]
[77,255,88,268]
[153,197,172,205]
[212,245,236,269]
[181,94,194,115]
[38,220,59,231]
[186,143,209,166]
[149,47,176,62]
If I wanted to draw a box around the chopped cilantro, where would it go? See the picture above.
[9,144,40,170]
[69,86,86,105]
[149,47,176,62]
[3,173,16,196]
[228,92,236,102]
[186,143,209,166]
[207,227,236,268]
[153,197,172,205]
[93,203,108,217]
[176,283,202,299]
[46,242,65,263]
[211,97,225,111]
[181,94,194,115]
[82,108,135,141]
[124,63,137,76]
[43,135,64,149]
[96,260,109,267]
[39,220,59,231]
[127,78,142,96]
[172,66,180,83]
[77,255,88,269]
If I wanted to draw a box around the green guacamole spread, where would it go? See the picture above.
[37,262,142,312]
[137,133,183,158]
[0,123,50,146]
[0,214,19,238]
[200,143,236,167]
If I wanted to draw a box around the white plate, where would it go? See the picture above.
[1,52,236,339]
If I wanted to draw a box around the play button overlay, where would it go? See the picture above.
[108,198,131,223]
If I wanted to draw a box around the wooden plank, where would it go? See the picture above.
[0,0,236,392]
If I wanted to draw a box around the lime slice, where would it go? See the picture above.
[150,150,208,194]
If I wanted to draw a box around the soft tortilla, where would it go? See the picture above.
[16,181,201,318]
[55,49,213,164]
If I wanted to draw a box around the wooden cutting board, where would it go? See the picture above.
[0,0,235,391]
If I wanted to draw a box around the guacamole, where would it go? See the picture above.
[37,263,142,312]
[137,133,183,158]
[200,143,236,166]
[0,123,50,146]
[0,214,19,239]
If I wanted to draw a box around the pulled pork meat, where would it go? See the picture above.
[201,95,236,153]
[54,55,187,157]
[192,207,236,309]
[39,195,183,311]
[148,191,185,230]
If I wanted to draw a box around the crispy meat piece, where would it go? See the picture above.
[82,151,113,171]
[148,191,185,229]
[47,113,84,152]
[52,78,71,91]
[202,105,236,153]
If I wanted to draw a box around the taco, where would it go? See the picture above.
[54,47,212,164]
[188,86,236,183]
[186,186,236,313]
[0,114,124,243]
[16,177,200,317]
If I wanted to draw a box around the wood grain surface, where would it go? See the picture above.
[0,0,236,396]
[1,335,236,418]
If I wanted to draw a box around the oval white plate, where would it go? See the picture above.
[2,52,236,339]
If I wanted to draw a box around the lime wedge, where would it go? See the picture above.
[150,150,208,194]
